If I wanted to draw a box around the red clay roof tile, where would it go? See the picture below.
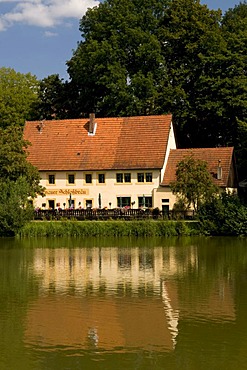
[162,148,235,187]
[24,115,172,171]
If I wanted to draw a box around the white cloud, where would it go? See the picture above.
[0,0,99,31]
[44,30,57,37]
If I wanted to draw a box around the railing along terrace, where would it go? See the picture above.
[34,208,195,221]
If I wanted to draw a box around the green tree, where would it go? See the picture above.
[237,120,247,182]
[67,0,223,122]
[170,155,219,211]
[198,192,247,236]
[0,126,42,195]
[67,0,171,116]
[159,0,228,148]
[0,178,35,236]
[34,74,79,120]
[220,2,247,180]
[0,126,44,235]
[41,0,246,180]
[0,67,40,128]
[166,1,247,178]
[66,1,246,169]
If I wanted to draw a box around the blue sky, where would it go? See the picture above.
[0,0,242,81]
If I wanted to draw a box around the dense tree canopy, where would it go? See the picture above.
[0,67,39,128]
[0,178,35,236]
[67,0,247,177]
[0,126,44,235]
[0,126,42,195]
[29,0,247,179]
[159,0,224,147]
[198,192,247,236]
[170,156,219,211]
[66,1,246,154]
[67,0,171,117]
[34,74,79,120]
[220,2,247,180]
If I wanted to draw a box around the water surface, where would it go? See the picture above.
[0,236,246,370]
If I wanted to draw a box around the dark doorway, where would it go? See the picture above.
[48,200,55,209]
[162,205,169,218]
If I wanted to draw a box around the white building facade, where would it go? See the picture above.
[24,114,237,211]
[24,114,177,210]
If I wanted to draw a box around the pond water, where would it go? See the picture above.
[0,236,247,370]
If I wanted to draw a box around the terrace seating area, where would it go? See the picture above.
[34,208,195,221]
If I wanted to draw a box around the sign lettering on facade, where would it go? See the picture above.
[45,189,89,195]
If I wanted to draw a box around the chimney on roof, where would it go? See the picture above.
[217,160,222,180]
[37,120,45,133]
[89,113,95,134]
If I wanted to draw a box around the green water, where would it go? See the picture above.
[0,236,247,370]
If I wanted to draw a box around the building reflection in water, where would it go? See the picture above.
[25,246,235,353]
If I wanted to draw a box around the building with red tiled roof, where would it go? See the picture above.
[161,148,237,188]
[154,147,238,211]
[24,114,176,210]
[24,114,173,171]
[24,114,238,211]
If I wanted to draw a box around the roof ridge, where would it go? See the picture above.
[25,114,172,124]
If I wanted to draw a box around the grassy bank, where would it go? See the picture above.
[18,220,200,238]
